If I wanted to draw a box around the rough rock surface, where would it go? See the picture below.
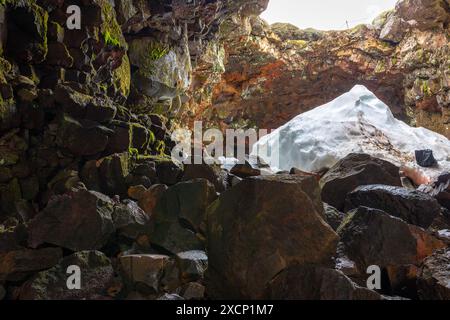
[207,174,339,299]
[345,185,442,228]
[417,248,450,300]
[321,153,402,210]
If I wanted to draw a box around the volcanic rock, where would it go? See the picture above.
[345,185,441,228]
[320,153,402,210]
[207,174,339,299]
[417,248,450,300]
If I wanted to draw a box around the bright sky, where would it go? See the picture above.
[261,0,398,30]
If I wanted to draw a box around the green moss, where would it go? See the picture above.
[129,40,170,77]
[421,81,432,97]
[103,30,121,47]
[113,54,131,96]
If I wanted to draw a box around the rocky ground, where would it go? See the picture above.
[0,0,449,300]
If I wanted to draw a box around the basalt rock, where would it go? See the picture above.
[175,250,208,283]
[18,251,116,300]
[28,189,115,251]
[339,207,445,270]
[207,174,339,299]
[150,179,216,253]
[267,265,382,300]
[0,247,62,281]
[345,185,441,228]
[320,153,402,211]
[417,248,450,300]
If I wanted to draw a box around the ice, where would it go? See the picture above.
[252,85,450,180]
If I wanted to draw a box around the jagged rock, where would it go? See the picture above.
[29,189,115,251]
[417,248,450,300]
[56,115,111,156]
[19,251,115,300]
[113,200,150,239]
[129,184,168,215]
[230,161,261,178]
[338,207,445,273]
[82,153,131,198]
[267,266,382,300]
[85,97,117,124]
[119,254,171,293]
[323,203,344,231]
[207,174,339,299]
[379,15,409,43]
[151,179,216,253]
[182,163,227,192]
[176,251,208,283]
[155,158,184,186]
[320,154,402,210]
[180,282,206,300]
[0,247,62,281]
[54,85,91,119]
[345,185,441,228]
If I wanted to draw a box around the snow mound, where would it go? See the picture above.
[252,85,450,179]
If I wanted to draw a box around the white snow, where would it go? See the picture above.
[252,85,450,180]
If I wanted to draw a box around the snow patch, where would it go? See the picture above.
[252,85,450,180]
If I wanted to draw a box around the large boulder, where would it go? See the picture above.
[28,189,115,251]
[267,265,382,300]
[338,207,445,282]
[150,179,216,253]
[320,154,402,211]
[18,251,116,300]
[417,248,450,300]
[207,174,339,299]
[112,200,150,240]
[345,185,441,228]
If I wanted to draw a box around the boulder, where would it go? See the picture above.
[119,254,171,293]
[207,174,339,299]
[56,115,111,156]
[182,163,227,192]
[267,265,382,300]
[19,251,116,300]
[338,207,445,273]
[230,161,261,178]
[417,248,450,300]
[180,282,206,300]
[320,154,402,211]
[419,172,450,210]
[129,184,168,215]
[29,189,115,251]
[176,250,208,283]
[150,179,216,253]
[0,248,62,281]
[113,200,150,239]
[345,185,441,228]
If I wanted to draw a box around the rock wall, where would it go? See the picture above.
[184,0,450,138]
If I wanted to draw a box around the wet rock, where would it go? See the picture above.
[207,174,339,299]
[113,200,150,239]
[176,251,208,283]
[29,189,115,251]
[415,149,438,167]
[320,154,402,210]
[19,251,115,300]
[0,247,62,281]
[120,254,171,293]
[338,207,445,273]
[323,203,344,231]
[417,248,450,300]
[345,185,441,228]
[267,265,382,300]
[151,179,216,253]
